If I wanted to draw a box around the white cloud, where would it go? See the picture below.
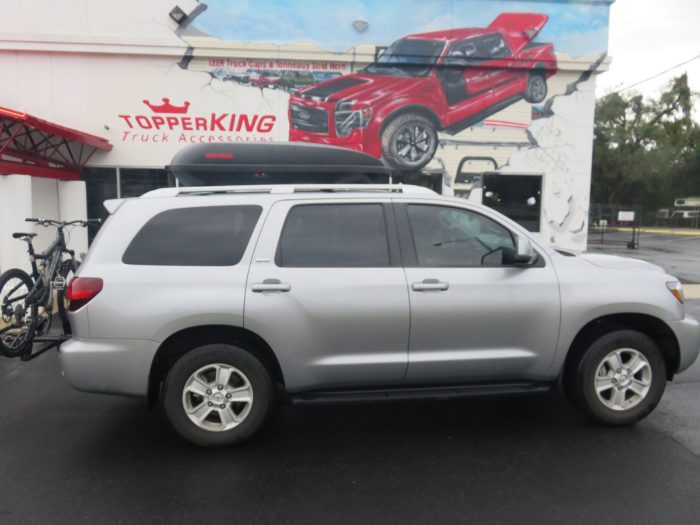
[596,0,700,103]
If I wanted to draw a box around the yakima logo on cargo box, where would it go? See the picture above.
[117,97,277,144]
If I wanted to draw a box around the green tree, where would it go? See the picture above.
[592,74,700,217]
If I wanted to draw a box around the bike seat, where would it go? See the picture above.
[12,232,37,239]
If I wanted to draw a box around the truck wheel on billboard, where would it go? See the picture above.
[381,113,438,171]
[524,73,547,104]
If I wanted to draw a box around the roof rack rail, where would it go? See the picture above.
[141,184,436,198]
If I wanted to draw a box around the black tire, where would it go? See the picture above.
[570,329,666,425]
[162,344,275,447]
[57,261,77,335]
[524,73,547,103]
[381,112,438,171]
[0,268,35,358]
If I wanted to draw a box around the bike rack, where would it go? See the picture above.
[20,334,71,362]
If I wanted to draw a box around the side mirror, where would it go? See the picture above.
[514,236,537,266]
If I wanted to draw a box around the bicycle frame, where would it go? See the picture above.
[1,223,77,329]
[0,218,97,359]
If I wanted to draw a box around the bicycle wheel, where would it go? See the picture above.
[56,260,77,335]
[0,268,36,357]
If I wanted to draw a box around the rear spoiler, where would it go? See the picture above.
[103,198,133,214]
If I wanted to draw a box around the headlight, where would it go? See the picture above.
[335,100,373,137]
[667,281,684,304]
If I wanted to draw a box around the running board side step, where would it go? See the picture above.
[289,382,552,405]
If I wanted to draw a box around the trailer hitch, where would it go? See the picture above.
[20,334,70,362]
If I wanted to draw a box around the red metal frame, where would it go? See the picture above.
[0,106,112,180]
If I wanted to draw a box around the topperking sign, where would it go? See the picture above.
[117,97,278,144]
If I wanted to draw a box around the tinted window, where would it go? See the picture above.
[482,35,511,58]
[277,204,389,267]
[407,205,515,267]
[123,205,261,266]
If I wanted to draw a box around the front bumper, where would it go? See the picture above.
[289,128,382,158]
[59,337,159,397]
[668,315,700,373]
[288,97,382,158]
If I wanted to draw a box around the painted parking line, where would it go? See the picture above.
[617,227,700,237]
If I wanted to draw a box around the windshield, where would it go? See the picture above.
[363,38,444,77]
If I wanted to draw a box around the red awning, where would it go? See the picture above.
[0,106,112,181]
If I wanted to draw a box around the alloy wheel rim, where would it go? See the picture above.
[394,123,433,165]
[182,363,254,432]
[531,77,546,100]
[594,348,652,411]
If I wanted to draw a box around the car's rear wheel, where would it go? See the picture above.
[163,344,274,447]
[381,113,438,171]
[524,73,547,103]
[571,329,666,425]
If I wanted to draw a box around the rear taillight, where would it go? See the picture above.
[66,277,103,311]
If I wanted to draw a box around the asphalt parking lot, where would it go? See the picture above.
[588,229,700,283]
[2,236,700,524]
[2,313,700,524]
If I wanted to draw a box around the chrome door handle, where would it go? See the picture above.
[251,280,291,293]
[412,280,449,292]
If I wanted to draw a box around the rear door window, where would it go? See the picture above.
[276,204,390,267]
[123,205,262,266]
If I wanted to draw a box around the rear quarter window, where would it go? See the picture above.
[122,205,262,266]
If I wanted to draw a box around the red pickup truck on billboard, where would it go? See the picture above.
[288,13,557,170]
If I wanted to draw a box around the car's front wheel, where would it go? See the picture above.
[571,330,666,425]
[524,73,547,103]
[381,113,438,171]
[163,344,274,447]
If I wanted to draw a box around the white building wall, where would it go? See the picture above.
[30,178,60,256]
[0,176,87,273]
[0,175,34,273]
[0,0,611,252]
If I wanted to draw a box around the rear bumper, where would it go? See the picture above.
[668,315,700,373]
[59,337,158,397]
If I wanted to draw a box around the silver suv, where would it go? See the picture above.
[61,184,700,446]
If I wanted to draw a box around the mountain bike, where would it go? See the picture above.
[0,218,99,358]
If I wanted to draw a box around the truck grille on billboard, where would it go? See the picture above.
[290,104,328,133]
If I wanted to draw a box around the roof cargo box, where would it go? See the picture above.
[167,142,392,186]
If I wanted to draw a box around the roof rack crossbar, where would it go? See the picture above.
[141,184,435,199]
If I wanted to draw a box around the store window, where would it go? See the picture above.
[482,174,542,232]
[119,168,176,198]
[83,168,117,243]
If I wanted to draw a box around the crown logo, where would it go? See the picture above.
[142,97,190,114]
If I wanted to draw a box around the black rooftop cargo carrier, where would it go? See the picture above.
[167,142,392,186]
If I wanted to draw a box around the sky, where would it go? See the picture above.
[196,0,611,57]
[595,0,700,101]
[194,0,700,105]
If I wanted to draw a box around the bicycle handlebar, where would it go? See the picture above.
[25,218,101,227]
